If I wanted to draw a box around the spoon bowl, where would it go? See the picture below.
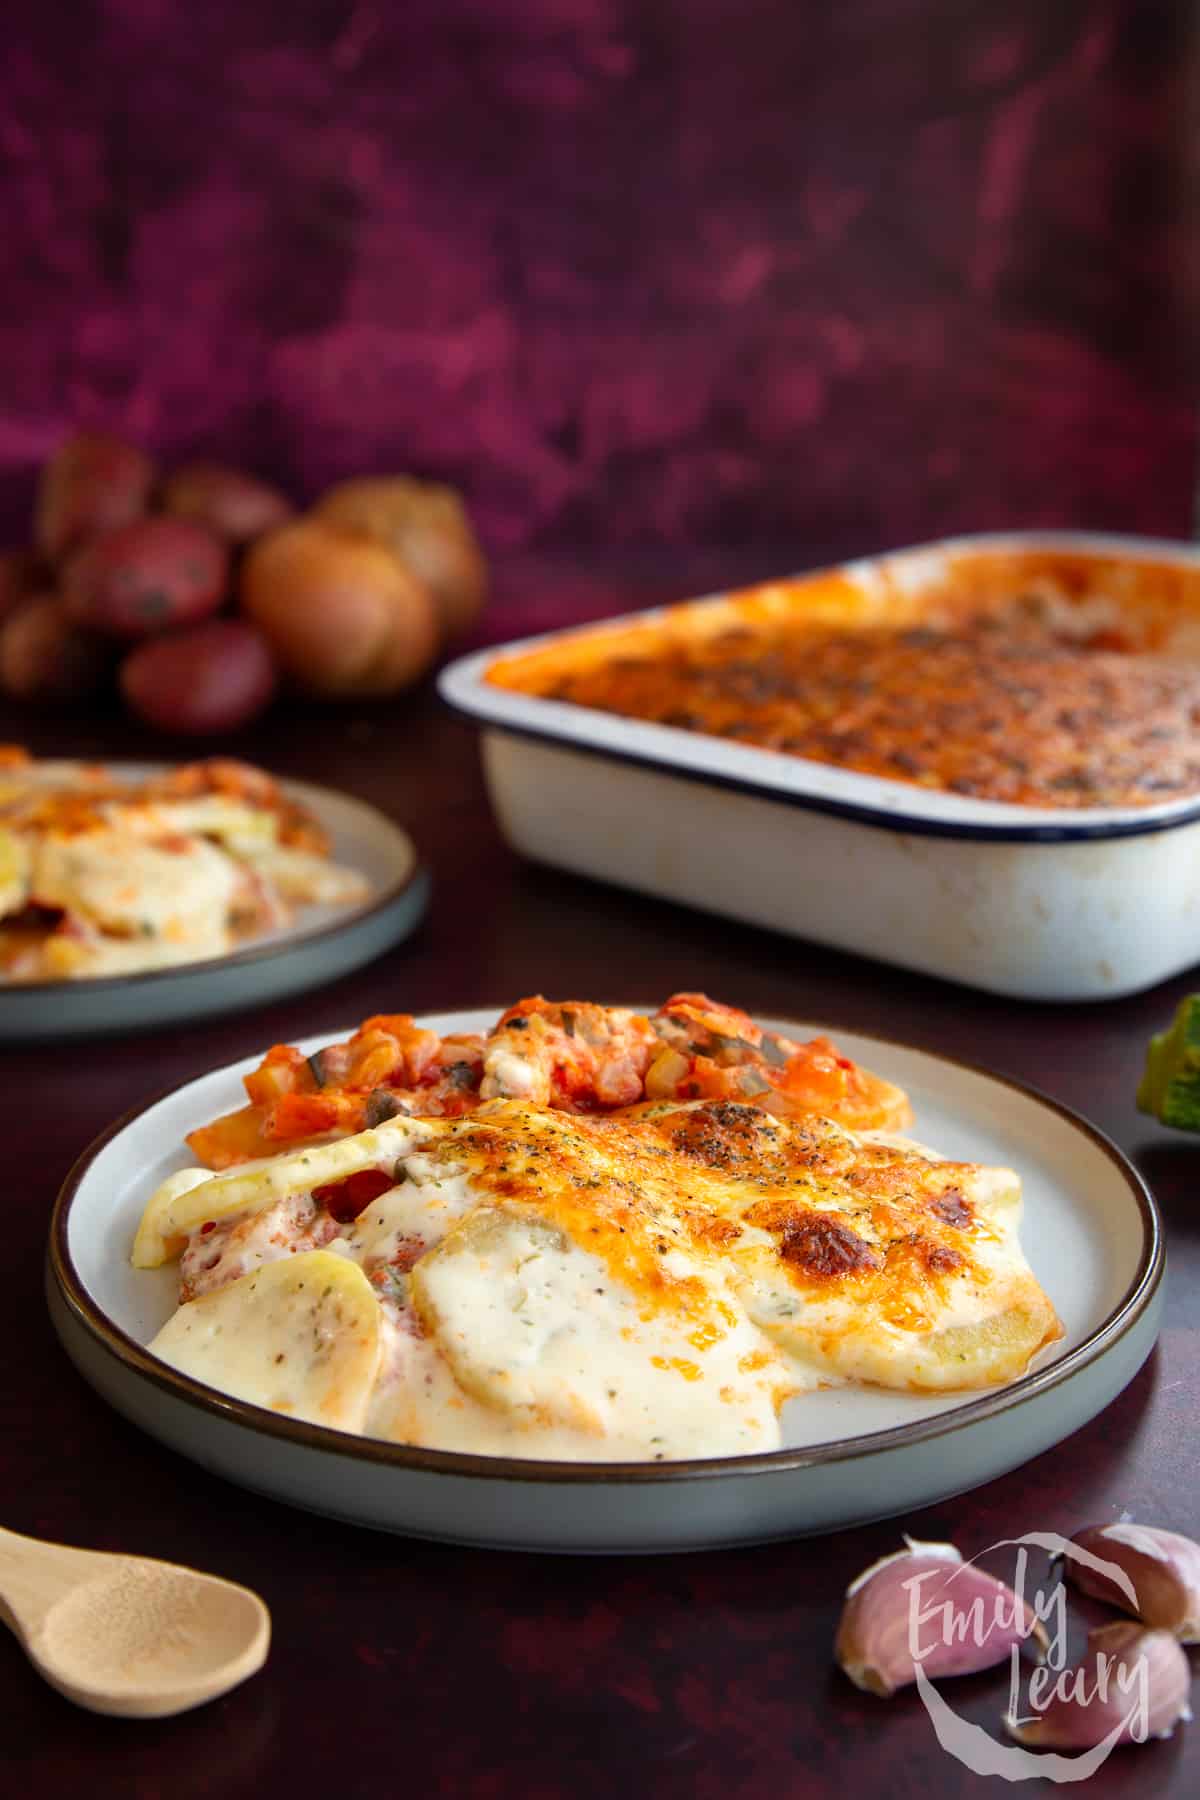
[0,1524,270,1718]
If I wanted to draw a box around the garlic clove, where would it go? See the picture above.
[835,1536,1046,1697]
[1067,1524,1200,1642]
[1006,1621,1193,1750]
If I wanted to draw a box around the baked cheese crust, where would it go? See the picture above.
[136,1095,1061,1462]
[0,751,370,979]
[484,550,1200,810]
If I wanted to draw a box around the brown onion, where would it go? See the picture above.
[240,517,439,696]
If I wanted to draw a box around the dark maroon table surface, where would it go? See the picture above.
[2,549,1198,1799]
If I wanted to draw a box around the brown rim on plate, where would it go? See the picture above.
[2,771,420,998]
[47,1022,1164,1486]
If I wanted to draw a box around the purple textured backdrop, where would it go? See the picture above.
[1,0,1196,557]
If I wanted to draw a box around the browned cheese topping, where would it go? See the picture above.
[519,602,1200,808]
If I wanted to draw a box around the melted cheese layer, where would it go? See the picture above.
[34,829,238,951]
[149,1252,383,1431]
[135,1098,1061,1461]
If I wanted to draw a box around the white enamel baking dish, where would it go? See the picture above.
[441,532,1200,1002]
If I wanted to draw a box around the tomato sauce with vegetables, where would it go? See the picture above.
[183,993,914,1170]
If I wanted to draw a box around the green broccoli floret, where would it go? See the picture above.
[1137,995,1200,1129]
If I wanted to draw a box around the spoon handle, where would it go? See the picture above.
[0,1524,113,1639]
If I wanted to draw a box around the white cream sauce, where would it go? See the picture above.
[142,1112,1043,1461]
[33,829,237,952]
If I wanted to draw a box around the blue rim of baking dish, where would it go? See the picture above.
[439,530,1200,846]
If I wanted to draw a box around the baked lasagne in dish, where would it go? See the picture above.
[0,750,370,980]
[133,995,1062,1461]
[485,548,1200,809]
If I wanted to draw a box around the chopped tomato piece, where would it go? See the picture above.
[345,1039,404,1090]
[244,1044,313,1106]
[264,1091,348,1139]
[349,1017,441,1084]
[186,1104,281,1170]
[777,1041,849,1111]
[355,1013,416,1039]
[312,1167,397,1223]
[658,992,762,1048]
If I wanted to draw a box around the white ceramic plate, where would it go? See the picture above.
[1,767,429,1039]
[48,1013,1163,1553]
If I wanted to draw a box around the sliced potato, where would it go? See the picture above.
[0,826,30,919]
[132,1115,434,1268]
[32,828,238,949]
[114,796,280,853]
[241,843,372,906]
[131,1167,212,1264]
[149,1250,382,1430]
[410,1200,787,1454]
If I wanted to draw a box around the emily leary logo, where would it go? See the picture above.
[905,1531,1160,1782]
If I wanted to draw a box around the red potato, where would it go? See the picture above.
[161,462,295,544]
[0,550,50,625]
[315,475,487,643]
[119,618,278,735]
[0,594,114,701]
[63,517,229,640]
[35,432,154,562]
[240,518,439,696]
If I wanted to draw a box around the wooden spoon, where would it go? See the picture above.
[0,1524,270,1717]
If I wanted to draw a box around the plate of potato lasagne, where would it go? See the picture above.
[0,750,427,1036]
[48,994,1161,1550]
